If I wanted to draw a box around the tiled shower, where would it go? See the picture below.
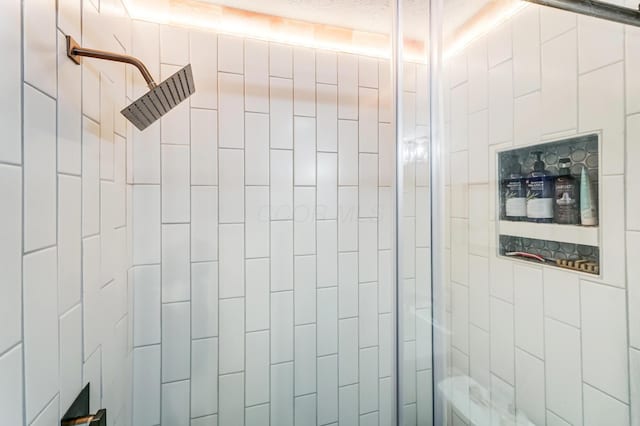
[0,0,638,426]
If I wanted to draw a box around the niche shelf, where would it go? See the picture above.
[496,133,601,276]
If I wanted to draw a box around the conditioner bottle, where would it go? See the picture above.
[554,158,580,224]
[526,151,555,223]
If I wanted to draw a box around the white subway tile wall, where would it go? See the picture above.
[444,4,637,425]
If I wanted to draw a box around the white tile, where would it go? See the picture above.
[339,252,359,318]
[468,185,488,256]
[488,20,512,67]
[629,117,640,231]
[359,87,378,153]
[24,0,56,96]
[317,153,338,219]
[219,73,244,149]
[468,111,488,185]
[338,54,358,119]
[81,236,101,359]
[450,83,468,152]
[490,297,515,384]
[359,154,378,218]
[580,63,624,175]
[403,278,416,341]
[58,175,81,314]
[294,117,316,186]
[629,232,640,348]
[417,370,433,425]
[24,85,56,251]
[218,35,243,73]
[160,64,190,145]
[490,374,515,424]
[404,62,416,91]
[451,283,469,354]
[450,219,468,285]
[415,248,431,310]
[271,220,294,291]
[246,258,269,332]
[57,31,80,174]
[23,248,58,423]
[59,305,81,415]
[359,219,378,283]
[271,149,293,220]
[318,355,338,424]
[162,302,190,382]
[191,186,218,262]
[379,313,393,378]
[339,318,359,386]
[317,51,337,84]
[451,150,468,218]
[514,91,541,147]
[162,380,190,426]
[192,262,219,339]
[82,346,100,413]
[379,61,392,123]
[359,56,378,88]
[317,84,338,152]
[631,348,640,426]
[295,324,317,395]
[295,188,318,253]
[30,394,58,426]
[245,187,270,258]
[270,44,293,78]
[219,149,245,223]
[318,287,338,356]
[378,187,393,251]
[543,267,580,327]
[160,25,189,65]
[162,224,190,303]
[339,384,359,425]
[540,6,576,41]
[219,224,244,298]
[468,40,488,112]
[583,384,630,426]
[359,282,378,348]
[488,60,513,144]
[192,415,218,426]
[191,338,218,417]
[513,8,541,96]
[547,411,571,426]
[379,124,394,187]
[542,30,578,134]
[246,331,270,406]
[490,256,513,303]
[294,48,316,116]
[132,121,161,185]
[469,325,490,389]
[338,187,359,252]
[448,52,468,88]
[82,116,100,237]
[0,165,21,354]
[294,256,316,325]
[246,113,270,185]
[317,220,338,287]
[219,373,244,426]
[0,345,24,425]
[191,109,218,185]
[132,265,161,346]
[295,394,316,426]
[219,298,245,374]
[190,31,218,109]
[246,404,269,426]
[271,77,294,149]
[601,175,626,287]
[338,120,359,185]
[403,91,416,142]
[161,145,190,222]
[359,347,379,414]
[545,318,583,425]
[579,16,623,74]
[271,363,294,426]
[58,0,80,39]
[581,281,629,402]
[468,255,489,331]
[514,265,544,358]
[403,341,418,403]
[245,40,269,113]
[515,349,545,425]
[132,185,160,264]
[271,291,294,363]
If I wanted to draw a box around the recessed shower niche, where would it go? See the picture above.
[497,133,601,275]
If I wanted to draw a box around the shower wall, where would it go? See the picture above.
[128,20,429,426]
[0,1,132,425]
[443,4,639,425]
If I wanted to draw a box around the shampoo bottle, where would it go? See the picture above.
[554,158,580,224]
[526,151,555,223]
[580,167,598,226]
[502,154,527,221]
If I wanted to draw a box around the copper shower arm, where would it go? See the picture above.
[66,35,157,89]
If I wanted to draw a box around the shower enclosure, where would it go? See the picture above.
[1,0,638,425]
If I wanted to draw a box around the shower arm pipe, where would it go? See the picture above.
[66,35,157,89]
[522,0,640,27]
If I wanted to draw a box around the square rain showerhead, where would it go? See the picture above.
[121,64,195,131]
